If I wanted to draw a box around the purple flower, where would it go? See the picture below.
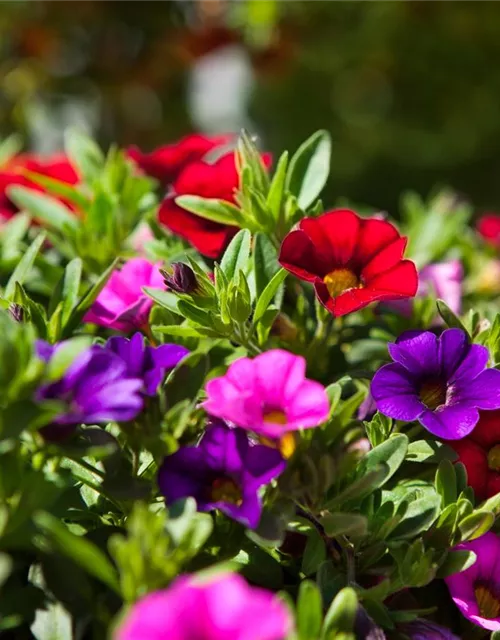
[371,329,500,439]
[158,421,286,529]
[35,342,144,425]
[203,349,330,439]
[115,572,293,640]
[83,258,164,332]
[105,333,189,396]
[445,532,500,631]
[400,619,460,639]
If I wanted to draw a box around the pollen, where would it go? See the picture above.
[210,478,243,505]
[263,410,288,425]
[418,380,447,410]
[475,584,500,619]
[323,268,360,298]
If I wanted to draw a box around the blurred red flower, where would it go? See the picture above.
[159,151,270,259]
[450,410,500,500]
[477,213,500,248]
[0,154,79,222]
[279,209,418,317]
[128,133,232,187]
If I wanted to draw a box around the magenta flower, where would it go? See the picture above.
[203,349,329,438]
[445,532,500,631]
[115,572,293,640]
[84,258,164,332]
[371,329,500,439]
[105,333,189,396]
[158,420,285,528]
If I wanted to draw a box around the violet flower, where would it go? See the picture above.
[203,349,329,439]
[83,258,164,332]
[371,329,500,439]
[105,333,188,396]
[400,619,460,639]
[35,342,144,425]
[158,421,286,529]
[445,532,500,631]
[115,572,293,640]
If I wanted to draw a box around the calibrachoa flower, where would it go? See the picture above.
[477,213,500,248]
[84,258,164,332]
[35,342,144,425]
[1,154,79,222]
[105,333,189,396]
[115,572,293,640]
[279,209,418,317]
[400,619,460,639]
[203,349,329,439]
[128,133,231,186]
[158,420,285,528]
[371,328,500,439]
[450,409,500,500]
[445,532,500,631]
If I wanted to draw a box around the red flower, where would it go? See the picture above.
[0,154,79,222]
[450,410,500,500]
[278,209,418,317]
[127,133,231,186]
[477,213,500,248]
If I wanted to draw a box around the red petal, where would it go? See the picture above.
[450,439,488,499]
[486,473,500,499]
[298,217,335,270]
[315,209,361,266]
[477,214,500,247]
[354,218,400,267]
[314,281,383,317]
[366,260,419,297]
[279,230,324,282]
[361,237,408,282]
[470,410,500,449]
[158,198,237,259]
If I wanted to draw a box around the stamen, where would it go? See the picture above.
[323,268,360,298]
[418,380,447,410]
[475,584,500,619]
[210,477,243,505]
[260,432,297,459]
[263,410,288,425]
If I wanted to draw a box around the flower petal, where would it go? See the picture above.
[279,229,325,281]
[453,368,500,410]
[388,331,439,377]
[419,405,479,440]
[371,363,424,420]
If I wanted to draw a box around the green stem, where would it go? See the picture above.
[67,456,106,480]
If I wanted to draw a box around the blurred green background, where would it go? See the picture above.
[1,0,500,214]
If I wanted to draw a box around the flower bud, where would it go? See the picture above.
[161,263,198,294]
[8,303,24,323]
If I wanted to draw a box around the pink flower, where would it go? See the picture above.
[115,572,293,640]
[203,349,329,438]
[84,258,164,332]
[445,532,500,631]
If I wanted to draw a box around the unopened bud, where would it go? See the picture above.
[161,262,198,294]
[8,303,24,323]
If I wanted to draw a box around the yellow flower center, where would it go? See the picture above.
[323,268,360,298]
[263,410,288,425]
[488,445,500,471]
[210,478,242,505]
[418,380,446,410]
[475,584,500,619]
[260,432,297,459]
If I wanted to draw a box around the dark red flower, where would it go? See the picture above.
[477,213,500,248]
[279,209,418,317]
[158,151,271,259]
[127,133,232,186]
[450,410,500,500]
[0,154,79,222]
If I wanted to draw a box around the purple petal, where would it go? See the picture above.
[158,447,211,506]
[388,331,439,376]
[201,423,245,475]
[419,405,479,440]
[219,486,262,529]
[152,343,189,370]
[78,379,144,423]
[35,340,56,362]
[371,363,425,420]
[243,443,286,485]
[453,368,500,410]
[438,329,470,380]
[448,343,489,386]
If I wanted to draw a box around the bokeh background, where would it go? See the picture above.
[1,0,500,214]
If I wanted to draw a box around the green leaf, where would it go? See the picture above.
[0,553,12,589]
[320,513,367,538]
[435,459,457,506]
[458,510,495,541]
[34,512,120,594]
[31,601,72,640]
[406,440,458,464]
[361,434,408,486]
[65,128,104,183]
[63,258,119,336]
[389,492,441,539]
[24,171,89,211]
[324,466,390,509]
[220,229,251,280]
[45,337,93,382]
[4,232,46,299]
[436,299,468,334]
[7,186,78,233]
[254,268,288,323]
[297,580,323,640]
[253,232,281,300]
[155,325,203,339]
[175,196,242,225]
[0,133,22,167]
[1,212,31,261]
[286,130,332,210]
[266,151,288,221]
[301,528,327,576]
[322,587,357,637]
[436,550,477,578]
